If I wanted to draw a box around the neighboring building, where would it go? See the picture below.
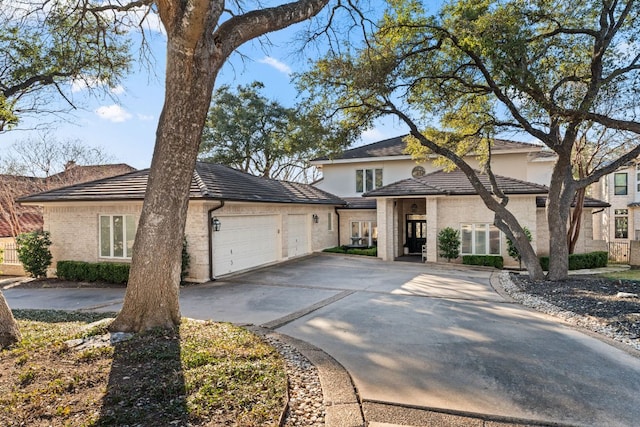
[18,162,345,281]
[591,161,640,260]
[312,135,608,266]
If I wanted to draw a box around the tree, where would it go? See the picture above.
[98,0,334,332]
[437,227,460,262]
[507,226,532,270]
[0,246,21,348]
[200,81,344,183]
[0,1,131,131]
[298,0,640,281]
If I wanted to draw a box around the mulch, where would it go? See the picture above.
[511,274,640,339]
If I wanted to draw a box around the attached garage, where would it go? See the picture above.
[212,215,280,276]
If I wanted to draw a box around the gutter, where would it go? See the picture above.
[334,206,342,246]
[207,201,225,281]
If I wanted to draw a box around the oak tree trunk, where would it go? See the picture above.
[546,155,574,281]
[0,291,21,348]
[110,40,221,332]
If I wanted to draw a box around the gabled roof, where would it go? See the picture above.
[313,134,549,162]
[363,169,549,198]
[18,162,346,206]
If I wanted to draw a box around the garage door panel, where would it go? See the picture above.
[213,215,279,276]
[288,214,309,258]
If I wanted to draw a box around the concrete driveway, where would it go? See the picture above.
[5,253,640,426]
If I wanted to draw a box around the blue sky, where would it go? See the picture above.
[1,13,408,170]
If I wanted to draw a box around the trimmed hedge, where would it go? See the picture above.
[539,251,608,271]
[462,255,504,269]
[56,260,130,284]
[323,246,378,257]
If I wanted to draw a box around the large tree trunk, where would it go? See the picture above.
[567,187,586,254]
[110,40,221,332]
[546,155,574,281]
[0,291,21,348]
[110,0,330,332]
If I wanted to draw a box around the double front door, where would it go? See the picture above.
[406,219,426,253]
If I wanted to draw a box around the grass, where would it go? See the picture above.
[323,245,378,257]
[0,310,287,426]
[599,268,640,281]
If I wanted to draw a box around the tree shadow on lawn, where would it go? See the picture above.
[96,327,188,427]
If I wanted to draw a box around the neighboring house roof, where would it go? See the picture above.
[18,162,346,206]
[313,134,551,162]
[536,196,610,209]
[46,163,136,186]
[363,169,550,198]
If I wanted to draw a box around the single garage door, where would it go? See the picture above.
[287,214,310,258]
[213,215,280,276]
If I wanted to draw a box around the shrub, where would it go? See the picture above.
[16,230,52,278]
[57,261,130,284]
[462,255,504,269]
[539,251,608,271]
[438,227,460,262]
[322,246,377,257]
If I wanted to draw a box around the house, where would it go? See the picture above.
[17,162,345,281]
[591,161,640,261]
[1,163,135,275]
[312,135,608,265]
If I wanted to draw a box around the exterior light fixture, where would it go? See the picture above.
[211,217,221,232]
[312,214,319,223]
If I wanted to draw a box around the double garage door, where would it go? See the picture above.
[212,214,310,277]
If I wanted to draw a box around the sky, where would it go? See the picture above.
[1,8,408,171]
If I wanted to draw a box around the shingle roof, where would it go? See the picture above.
[314,134,547,161]
[363,169,549,197]
[340,197,377,209]
[18,163,346,206]
[536,196,610,208]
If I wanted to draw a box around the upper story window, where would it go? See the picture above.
[100,214,136,259]
[636,165,640,192]
[614,172,628,195]
[356,168,383,193]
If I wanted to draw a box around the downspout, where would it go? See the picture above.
[208,201,225,281]
[334,206,341,246]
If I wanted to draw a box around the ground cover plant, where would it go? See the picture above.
[0,310,287,426]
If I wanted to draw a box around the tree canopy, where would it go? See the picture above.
[199,82,345,183]
[299,0,640,280]
[0,0,132,131]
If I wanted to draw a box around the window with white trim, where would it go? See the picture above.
[327,212,333,231]
[636,165,640,192]
[355,168,383,193]
[100,215,136,258]
[350,221,378,246]
[614,209,628,239]
[460,224,501,255]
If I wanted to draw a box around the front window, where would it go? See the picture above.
[350,221,378,246]
[636,165,640,192]
[460,224,501,255]
[356,168,383,193]
[614,209,628,239]
[614,173,628,195]
[100,215,136,258]
[327,212,333,231]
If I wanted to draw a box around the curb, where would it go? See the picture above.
[250,326,365,427]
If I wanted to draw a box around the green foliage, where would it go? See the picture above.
[323,246,378,257]
[56,261,130,284]
[16,231,52,278]
[0,3,131,130]
[181,236,191,283]
[539,251,608,271]
[506,227,533,265]
[437,227,460,262]
[199,81,349,182]
[462,255,504,269]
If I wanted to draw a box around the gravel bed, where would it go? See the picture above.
[499,271,640,352]
[263,335,325,427]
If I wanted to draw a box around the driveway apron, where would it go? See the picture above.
[5,254,640,426]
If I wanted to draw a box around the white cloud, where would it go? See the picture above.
[361,128,389,144]
[137,113,155,121]
[258,57,292,75]
[95,104,132,123]
[110,85,126,95]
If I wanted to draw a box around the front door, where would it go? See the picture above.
[406,219,426,253]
